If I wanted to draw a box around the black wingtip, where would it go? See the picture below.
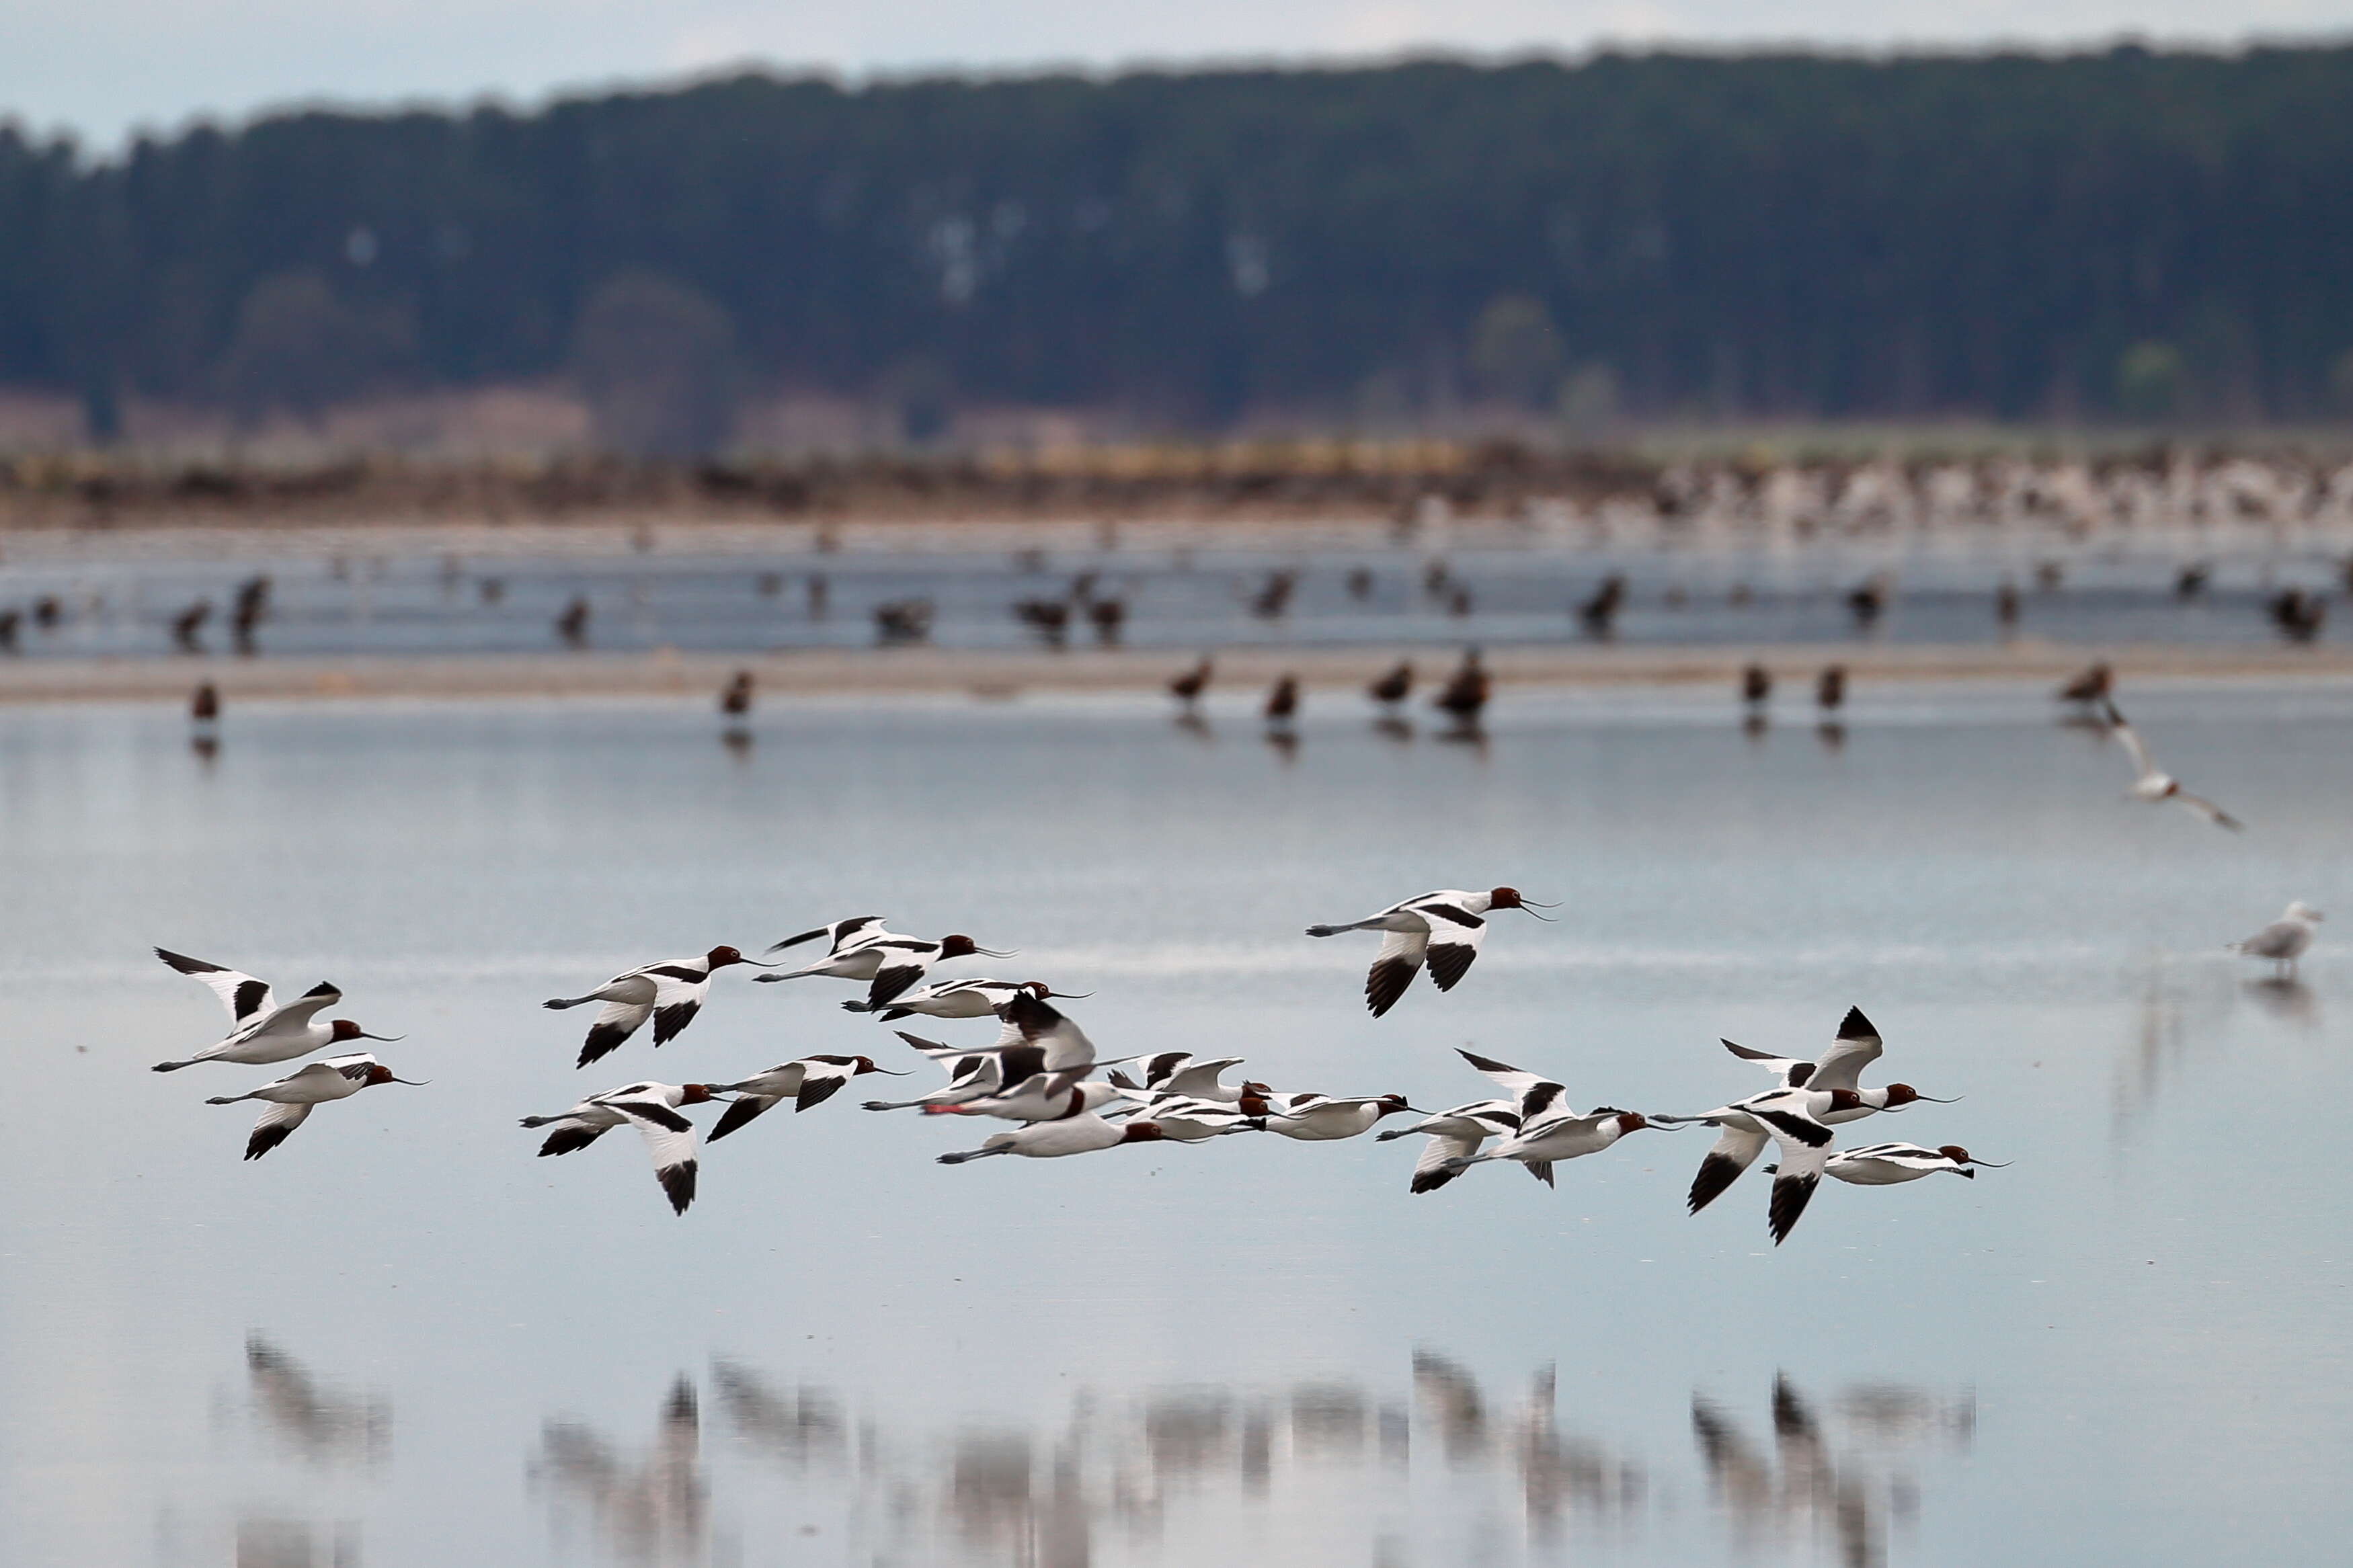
[577,1022,631,1067]
[1767,1174,1819,1245]
[1458,1048,1515,1073]
[1408,1167,1459,1194]
[155,947,219,974]
[1837,1007,1876,1041]
[244,1123,294,1161]
[706,1098,766,1142]
[300,981,339,998]
[659,1160,696,1215]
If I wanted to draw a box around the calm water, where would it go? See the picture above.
[1,683,2348,1566]
[0,534,2343,658]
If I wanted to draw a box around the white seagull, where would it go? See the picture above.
[152,949,403,1072]
[1304,887,1555,1016]
[1820,1143,2007,1184]
[2229,901,2324,977]
[2101,700,2243,830]
[936,1099,1166,1163]
[519,1081,725,1214]
[543,946,754,1067]
[1374,1098,1523,1192]
[706,1053,907,1141]
[205,1053,426,1160]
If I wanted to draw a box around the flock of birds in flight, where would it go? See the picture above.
[148,669,2321,1238]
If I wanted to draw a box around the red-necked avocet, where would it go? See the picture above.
[518,1080,726,1214]
[2101,700,2243,830]
[756,915,895,979]
[705,1054,906,1141]
[861,1031,1007,1112]
[2230,901,2324,977]
[1109,1053,1248,1104]
[758,926,1014,1010]
[152,949,403,1071]
[1820,1143,2007,1184]
[1246,1090,1424,1141]
[204,1053,426,1160]
[1374,1098,1521,1192]
[936,1096,1166,1163]
[1716,1009,1954,1113]
[1654,1087,1868,1244]
[543,947,754,1068]
[1303,888,1556,1017]
[842,977,1084,1021]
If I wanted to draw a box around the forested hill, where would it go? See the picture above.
[5,48,2353,443]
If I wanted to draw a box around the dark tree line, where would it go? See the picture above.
[5,46,2353,445]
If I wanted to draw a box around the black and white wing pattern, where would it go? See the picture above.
[156,948,276,1025]
[1686,1121,1770,1214]
[861,940,939,1010]
[1804,1008,1883,1093]
[1365,926,1429,1017]
[1411,897,1488,992]
[606,1094,703,1216]
[1720,1038,1812,1088]
[1458,1050,1571,1130]
[577,994,654,1068]
[768,915,887,956]
[233,982,342,1044]
[1750,1102,1839,1244]
[243,1101,315,1160]
[641,963,715,1047]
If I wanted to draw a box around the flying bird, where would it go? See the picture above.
[151,950,401,1071]
[206,1054,425,1160]
[1304,887,1555,1016]
[519,1081,725,1214]
[706,1054,904,1141]
[543,947,755,1067]
[1375,1098,1523,1192]
[2100,700,2243,830]
[1819,1143,2006,1184]
[936,1099,1166,1163]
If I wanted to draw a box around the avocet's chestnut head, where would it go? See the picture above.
[1375,1094,1414,1117]
[707,946,747,968]
[331,1019,405,1044]
[1237,1094,1273,1116]
[1883,1083,1919,1108]
[1826,1089,1865,1112]
[1121,1122,1166,1144]
[1241,1080,1275,1097]
[1615,1111,1650,1134]
[852,1056,902,1077]
[1490,887,1525,910]
[682,1083,721,1105]
[360,1062,428,1087]
[1938,1145,1971,1163]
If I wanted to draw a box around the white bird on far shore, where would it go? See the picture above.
[2229,901,2324,977]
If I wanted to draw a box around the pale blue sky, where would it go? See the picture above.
[5,0,2348,149]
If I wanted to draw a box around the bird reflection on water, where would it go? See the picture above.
[2241,976,2319,1030]
[505,1355,1968,1566]
[225,1337,387,1567]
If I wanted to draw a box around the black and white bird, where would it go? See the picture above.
[1374,1098,1522,1192]
[1109,1053,1248,1104]
[2100,700,2243,830]
[1110,1094,1265,1143]
[1716,1007,1943,1104]
[1819,1143,2006,1184]
[705,1054,906,1141]
[518,1081,725,1214]
[842,977,1082,1022]
[1304,887,1555,1016]
[2229,901,2324,976]
[206,1054,425,1160]
[760,927,1012,1011]
[860,1032,1008,1112]
[1439,1050,1651,1186]
[936,1098,1166,1163]
[1244,1091,1421,1142]
[152,949,403,1071]
[1654,1087,1868,1244]
[756,915,893,978]
[543,947,754,1068]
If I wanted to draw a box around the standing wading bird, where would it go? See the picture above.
[2229,901,2325,977]
[543,947,756,1067]
[191,682,221,724]
[704,1055,905,1141]
[1367,661,1414,711]
[1265,675,1300,725]
[1740,664,1771,706]
[1814,666,1846,712]
[519,1081,725,1214]
[2100,700,2243,830]
[151,950,403,1071]
[1433,649,1490,721]
[2056,661,2112,706]
[1168,657,1213,710]
[718,669,754,718]
[1304,887,1556,1017]
[207,1055,426,1160]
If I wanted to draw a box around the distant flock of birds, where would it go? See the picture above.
[147,790,2319,1239]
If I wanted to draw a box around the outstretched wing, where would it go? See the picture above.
[1805,1008,1884,1093]
[795,1062,855,1112]
[157,948,276,1024]
[577,998,653,1067]
[1687,1122,1769,1214]
[607,1097,701,1215]
[1458,1050,1570,1128]
[1412,900,1488,992]
[1365,926,1429,1017]
[1753,1107,1837,1245]
[1410,1132,1483,1194]
[245,1101,315,1161]
[234,982,341,1044]
[2172,790,2243,831]
[639,964,714,1047]
[2102,702,2157,780]
[706,1096,780,1142]
[1721,1038,1810,1087]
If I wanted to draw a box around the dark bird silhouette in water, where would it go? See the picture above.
[1345,567,1375,602]
[32,595,61,630]
[1815,665,1846,712]
[479,577,506,606]
[1741,664,1772,706]
[1367,661,1413,710]
[231,575,271,653]
[0,609,19,652]
[719,669,754,718]
[1013,598,1071,645]
[2056,661,2112,705]
[2174,563,2210,600]
[1577,575,1625,637]
[1995,580,2022,630]
[2034,560,2065,591]
[1264,675,1300,725]
[172,600,210,653]
[1845,576,1887,628]
[555,596,591,647]
[2268,589,2327,643]
[1088,597,1126,644]
[873,600,932,644]
[191,682,221,724]
[1433,648,1490,720]
[1168,656,1212,708]
[805,573,830,617]
[1250,571,1297,619]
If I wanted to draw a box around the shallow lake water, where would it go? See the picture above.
[1,681,2348,1565]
